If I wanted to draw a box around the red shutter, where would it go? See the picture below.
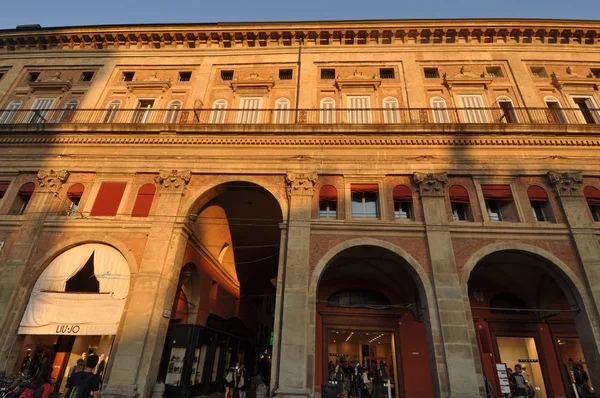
[131,183,156,217]
[481,185,513,200]
[393,185,413,201]
[0,181,10,198]
[319,185,337,201]
[584,186,600,205]
[67,183,85,197]
[527,185,548,201]
[90,182,127,216]
[351,184,379,193]
[449,185,470,204]
[19,182,35,194]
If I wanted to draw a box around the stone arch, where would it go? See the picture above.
[307,237,444,397]
[181,176,287,219]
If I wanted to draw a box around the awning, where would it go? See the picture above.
[19,243,130,336]
[481,185,513,200]
[319,185,338,201]
[527,185,549,201]
[351,184,379,193]
[392,185,413,201]
[449,185,470,204]
[19,182,35,194]
[67,183,85,197]
[584,186,600,205]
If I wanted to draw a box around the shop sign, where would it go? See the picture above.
[495,363,511,394]
[518,359,539,363]
[269,331,274,346]
[55,325,81,334]
[329,353,348,357]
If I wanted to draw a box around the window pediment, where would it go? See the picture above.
[29,73,73,93]
[335,70,381,91]
[230,73,275,94]
[551,72,599,91]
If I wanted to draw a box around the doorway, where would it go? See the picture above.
[497,337,548,398]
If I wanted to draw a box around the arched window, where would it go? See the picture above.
[382,97,400,123]
[164,99,182,124]
[393,184,413,219]
[319,185,337,219]
[0,100,22,124]
[11,182,35,215]
[527,185,553,222]
[430,97,450,123]
[273,98,291,124]
[449,185,471,221]
[320,97,335,124]
[131,183,156,217]
[65,253,100,293]
[497,96,519,123]
[59,98,80,123]
[210,99,227,124]
[66,183,85,217]
[544,96,568,124]
[490,292,530,315]
[327,289,391,309]
[584,186,600,222]
[103,100,121,123]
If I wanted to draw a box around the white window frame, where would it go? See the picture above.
[496,96,519,123]
[0,100,22,124]
[430,96,450,123]
[210,99,228,124]
[347,95,372,124]
[382,97,400,124]
[164,99,182,124]
[320,97,336,124]
[59,98,80,123]
[103,100,122,123]
[571,95,600,124]
[273,98,291,124]
[132,98,155,123]
[238,97,263,124]
[458,94,489,123]
[544,96,568,124]
[26,98,56,123]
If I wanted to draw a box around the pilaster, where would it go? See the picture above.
[413,172,481,398]
[273,172,316,398]
[103,170,191,398]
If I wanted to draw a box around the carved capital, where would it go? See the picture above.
[37,169,70,190]
[547,171,583,197]
[413,172,448,197]
[285,172,318,197]
[155,170,192,194]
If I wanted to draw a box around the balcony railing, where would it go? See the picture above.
[0,106,599,126]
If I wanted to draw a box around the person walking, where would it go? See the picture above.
[67,359,85,380]
[64,354,101,398]
[361,369,372,398]
[236,364,250,398]
[573,364,590,398]
[510,364,529,398]
[224,363,238,398]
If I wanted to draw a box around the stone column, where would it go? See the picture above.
[272,172,316,398]
[413,172,481,398]
[547,171,600,388]
[103,170,191,398]
[0,169,70,371]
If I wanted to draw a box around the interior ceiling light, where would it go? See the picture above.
[345,332,354,342]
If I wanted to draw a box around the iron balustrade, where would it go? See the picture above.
[0,106,598,125]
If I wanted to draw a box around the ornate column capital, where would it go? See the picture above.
[155,170,192,194]
[413,172,448,197]
[285,172,318,197]
[37,169,70,191]
[547,171,584,197]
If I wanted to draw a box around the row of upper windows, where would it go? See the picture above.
[317,183,600,223]
[0,181,156,217]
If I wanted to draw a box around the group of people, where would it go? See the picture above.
[327,360,389,398]
[223,362,251,398]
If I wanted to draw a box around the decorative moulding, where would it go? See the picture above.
[335,70,381,91]
[551,72,599,91]
[230,73,275,94]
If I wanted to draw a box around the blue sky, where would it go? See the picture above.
[0,0,599,30]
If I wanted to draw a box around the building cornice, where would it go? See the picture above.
[1,20,599,52]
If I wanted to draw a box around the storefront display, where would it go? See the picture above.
[497,337,548,398]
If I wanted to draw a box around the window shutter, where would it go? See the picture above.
[0,101,22,124]
[432,98,450,123]
[274,100,290,124]
[393,185,413,202]
[459,95,488,123]
[320,99,335,124]
[210,101,227,124]
[527,186,548,201]
[90,182,127,216]
[0,181,10,198]
[131,183,156,217]
[27,98,55,123]
[239,97,262,124]
[481,185,513,200]
[67,183,85,197]
[319,185,337,201]
[449,185,470,204]
[584,186,600,205]
[347,96,371,123]
[383,98,400,123]
[19,182,35,194]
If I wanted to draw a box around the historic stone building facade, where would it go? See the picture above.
[0,19,600,398]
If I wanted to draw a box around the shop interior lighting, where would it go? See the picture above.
[345,332,354,342]
[369,333,385,343]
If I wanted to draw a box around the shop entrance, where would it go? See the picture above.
[496,337,548,398]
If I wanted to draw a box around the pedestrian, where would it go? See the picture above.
[64,354,101,398]
[361,369,372,398]
[510,364,529,398]
[484,375,493,398]
[224,362,238,398]
[67,359,85,380]
[237,364,250,398]
[573,364,590,398]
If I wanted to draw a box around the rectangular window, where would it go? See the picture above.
[424,68,440,79]
[238,97,262,124]
[321,69,336,80]
[351,184,379,219]
[68,196,81,217]
[319,199,337,219]
[220,70,234,81]
[81,72,94,82]
[591,69,600,79]
[459,95,489,123]
[26,98,55,123]
[394,201,412,219]
[347,96,372,123]
[28,72,40,82]
[90,182,127,216]
[572,97,600,124]
[531,201,549,222]
[481,184,519,222]
[132,99,155,123]
[451,202,469,221]
[379,68,395,79]
[123,72,135,82]
[179,71,192,82]
[486,67,503,78]
[530,67,548,78]
[278,69,293,80]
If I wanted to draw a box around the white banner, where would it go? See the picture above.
[18,323,118,336]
